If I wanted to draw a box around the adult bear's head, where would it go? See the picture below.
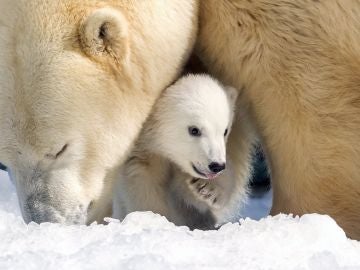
[0,0,197,224]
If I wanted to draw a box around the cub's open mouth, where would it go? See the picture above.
[191,163,219,180]
[192,163,206,177]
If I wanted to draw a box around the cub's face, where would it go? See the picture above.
[0,2,196,224]
[155,76,238,180]
[183,116,230,179]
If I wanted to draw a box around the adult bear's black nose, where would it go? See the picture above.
[208,162,226,173]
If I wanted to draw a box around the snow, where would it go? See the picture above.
[0,170,359,270]
[242,190,272,221]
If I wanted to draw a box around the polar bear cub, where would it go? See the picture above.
[113,74,247,229]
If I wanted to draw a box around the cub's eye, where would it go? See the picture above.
[188,126,202,137]
[224,129,228,137]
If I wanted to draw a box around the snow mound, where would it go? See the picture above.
[0,171,359,270]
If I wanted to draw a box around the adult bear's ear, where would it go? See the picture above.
[80,7,129,64]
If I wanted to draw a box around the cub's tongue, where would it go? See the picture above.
[205,173,219,180]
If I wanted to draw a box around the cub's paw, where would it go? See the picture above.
[187,178,225,209]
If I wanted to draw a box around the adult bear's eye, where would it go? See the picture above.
[188,126,201,137]
[224,129,228,137]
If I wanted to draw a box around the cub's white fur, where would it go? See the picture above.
[113,75,247,229]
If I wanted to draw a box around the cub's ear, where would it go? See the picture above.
[80,7,129,63]
[225,86,239,106]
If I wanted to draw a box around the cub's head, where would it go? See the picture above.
[152,74,238,179]
[0,1,196,224]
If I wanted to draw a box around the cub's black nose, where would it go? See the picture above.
[208,162,226,173]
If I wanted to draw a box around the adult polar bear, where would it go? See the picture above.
[197,1,360,239]
[0,0,198,224]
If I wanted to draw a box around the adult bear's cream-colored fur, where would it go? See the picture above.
[197,0,360,239]
[0,0,198,224]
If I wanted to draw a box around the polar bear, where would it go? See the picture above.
[196,0,360,239]
[0,0,198,224]
[113,75,247,229]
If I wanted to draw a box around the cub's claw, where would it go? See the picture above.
[187,178,224,209]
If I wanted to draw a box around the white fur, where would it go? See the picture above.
[0,0,198,224]
[113,75,248,229]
